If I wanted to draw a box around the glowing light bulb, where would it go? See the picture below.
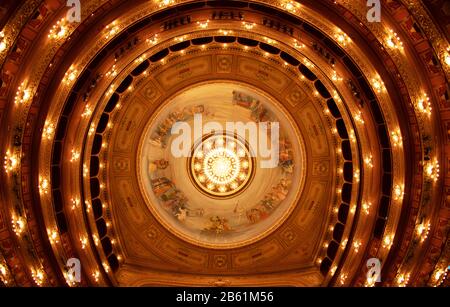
[15,82,32,105]
[39,177,50,195]
[0,31,7,52]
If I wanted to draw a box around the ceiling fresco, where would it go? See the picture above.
[0,0,448,288]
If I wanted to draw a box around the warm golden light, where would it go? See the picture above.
[70,149,80,162]
[334,30,351,46]
[365,271,377,287]
[424,158,439,182]
[0,31,7,52]
[31,268,45,286]
[158,0,175,7]
[190,134,253,197]
[105,21,119,39]
[83,163,89,177]
[134,55,146,64]
[303,59,314,68]
[354,111,365,124]
[11,214,25,236]
[65,271,77,286]
[79,236,88,249]
[106,64,118,78]
[386,29,403,50]
[81,104,92,118]
[339,274,348,285]
[353,241,362,253]
[48,18,69,40]
[218,29,233,36]
[263,37,277,45]
[107,85,115,96]
[71,197,80,210]
[382,234,394,249]
[15,82,31,105]
[174,35,187,43]
[63,66,78,84]
[93,234,99,246]
[47,229,59,244]
[445,48,450,67]
[417,93,432,117]
[391,130,403,147]
[331,71,342,82]
[372,77,386,93]
[353,169,360,183]
[396,273,410,287]
[416,221,430,243]
[293,39,305,50]
[0,263,8,285]
[281,1,299,13]
[92,270,100,282]
[330,265,338,275]
[242,22,256,30]
[39,176,50,195]
[42,121,55,140]
[4,150,18,174]
[364,154,374,168]
[393,184,404,201]
[349,130,356,143]
[432,267,448,286]
[197,20,210,29]
[362,202,371,215]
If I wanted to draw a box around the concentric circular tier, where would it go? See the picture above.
[138,82,306,248]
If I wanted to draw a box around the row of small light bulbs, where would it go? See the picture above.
[53,114,122,283]
[372,17,442,287]
[306,52,369,281]
[2,16,74,281]
[78,79,126,281]
[4,30,381,288]
[4,3,442,285]
[74,19,130,277]
[6,10,127,285]
[3,102,50,286]
[102,22,366,286]
[312,61,382,286]
[82,0,444,287]
[334,26,435,118]
[6,99,116,285]
[380,20,441,287]
[317,41,410,286]
[157,0,301,13]
[0,259,12,285]
[129,23,410,287]
[9,210,47,285]
[333,22,442,286]
[2,0,450,107]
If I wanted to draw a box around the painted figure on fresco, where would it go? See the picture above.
[151,177,189,220]
[148,159,169,174]
[246,178,292,224]
[150,175,205,223]
[232,90,272,122]
[204,216,231,234]
[232,90,259,108]
[279,137,294,173]
[150,105,206,147]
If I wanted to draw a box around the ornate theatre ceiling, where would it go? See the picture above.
[0,0,448,287]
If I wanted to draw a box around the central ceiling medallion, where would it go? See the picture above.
[189,133,254,198]
[139,82,306,248]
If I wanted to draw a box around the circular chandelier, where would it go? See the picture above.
[189,133,254,198]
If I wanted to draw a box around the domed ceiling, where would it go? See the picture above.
[0,0,448,287]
